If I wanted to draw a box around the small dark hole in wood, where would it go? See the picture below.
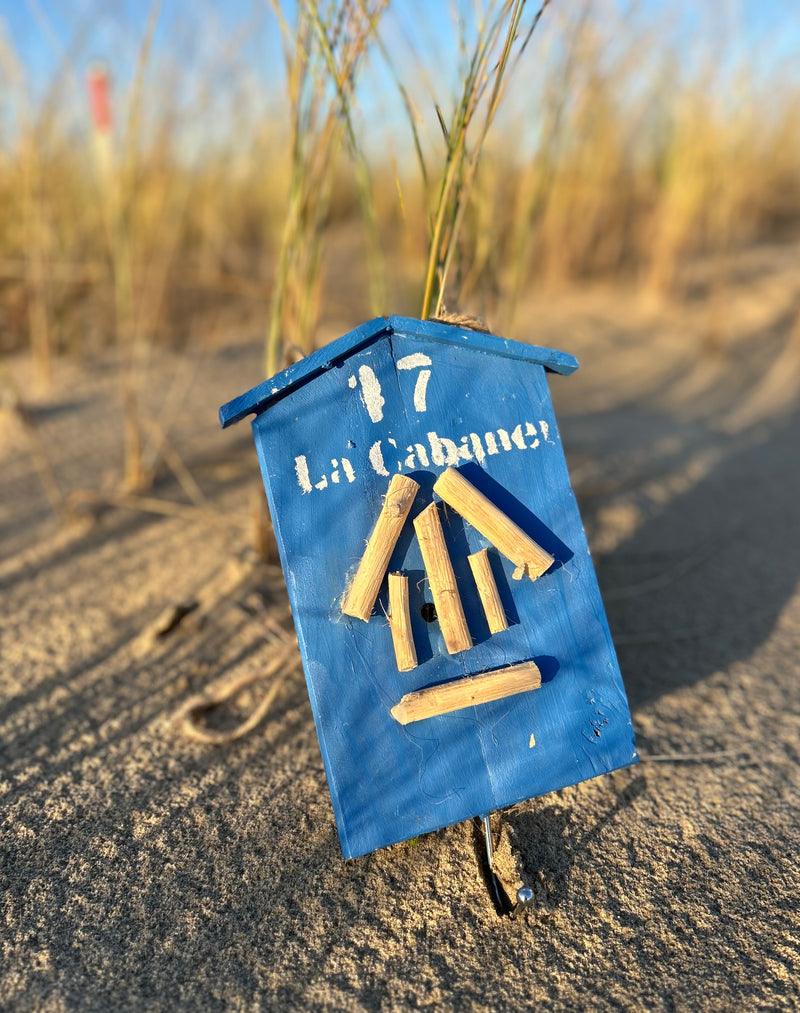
[420,603,437,623]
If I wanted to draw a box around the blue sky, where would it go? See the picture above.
[1,0,797,149]
[3,1,797,85]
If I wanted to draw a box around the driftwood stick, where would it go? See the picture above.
[388,573,417,671]
[413,502,472,654]
[391,660,542,725]
[174,641,300,744]
[468,548,508,634]
[433,468,554,581]
[342,474,419,622]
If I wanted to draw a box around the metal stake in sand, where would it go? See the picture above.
[391,660,542,725]
[467,548,508,634]
[433,468,554,581]
[481,813,535,919]
[342,474,419,622]
[388,573,417,672]
[413,502,472,654]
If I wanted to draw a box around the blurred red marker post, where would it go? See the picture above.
[86,61,143,490]
[87,63,112,133]
[87,64,113,185]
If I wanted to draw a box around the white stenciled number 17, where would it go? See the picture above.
[348,354,432,423]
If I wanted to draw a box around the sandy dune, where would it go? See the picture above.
[2,243,799,1010]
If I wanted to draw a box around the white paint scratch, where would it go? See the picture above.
[294,455,312,494]
[427,432,461,468]
[510,424,527,450]
[368,440,390,476]
[525,422,539,448]
[413,369,431,412]
[397,353,432,370]
[397,354,432,412]
[358,365,384,423]
[469,433,486,464]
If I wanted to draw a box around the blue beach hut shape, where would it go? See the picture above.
[220,315,637,860]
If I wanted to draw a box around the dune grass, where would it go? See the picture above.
[0,1,798,404]
[263,0,387,378]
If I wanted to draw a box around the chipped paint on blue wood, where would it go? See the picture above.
[221,317,636,859]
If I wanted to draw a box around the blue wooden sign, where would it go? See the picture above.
[220,316,637,859]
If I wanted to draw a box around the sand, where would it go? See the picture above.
[2,242,799,1011]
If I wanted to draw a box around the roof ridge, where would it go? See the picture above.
[219,316,578,429]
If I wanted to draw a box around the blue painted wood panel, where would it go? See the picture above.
[242,321,636,859]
